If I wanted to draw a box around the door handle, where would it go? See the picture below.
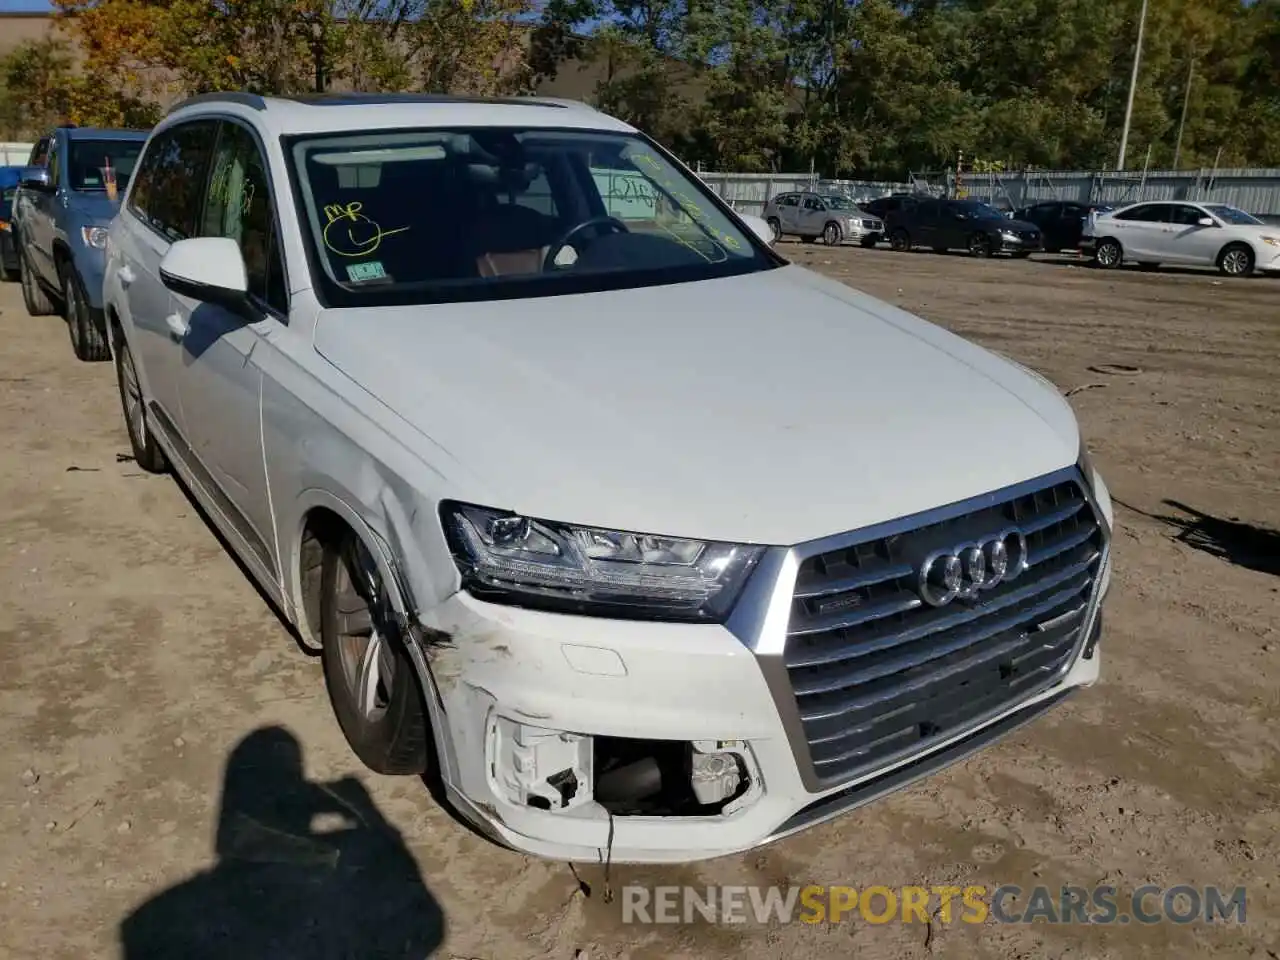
[118,265,135,287]
[165,312,189,338]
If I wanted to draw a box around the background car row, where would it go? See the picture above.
[761,189,1278,276]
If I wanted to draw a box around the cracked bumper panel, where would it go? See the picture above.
[421,590,1100,864]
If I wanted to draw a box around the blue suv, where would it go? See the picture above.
[13,126,149,361]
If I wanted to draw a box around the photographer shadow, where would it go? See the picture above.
[120,726,445,959]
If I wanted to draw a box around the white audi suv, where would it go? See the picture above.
[102,92,1113,863]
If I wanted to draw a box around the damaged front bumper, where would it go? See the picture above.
[417,586,1103,864]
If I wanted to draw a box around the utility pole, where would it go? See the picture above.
[1173,55,1195,170]
[1116,0,1149,170]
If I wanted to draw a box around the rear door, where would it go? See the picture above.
[118,119,220,442]
[775,194,799,233]
[1106,203,1168,259]
[799,195,824,235]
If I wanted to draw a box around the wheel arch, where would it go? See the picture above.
[1216,238,1256,265]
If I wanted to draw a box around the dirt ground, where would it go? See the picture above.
[1,248,1277,960]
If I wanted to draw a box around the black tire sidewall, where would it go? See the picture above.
[891,229,910,251]
[113,334,167,472]
[1219,244,1254,277]
[319,536,429,776]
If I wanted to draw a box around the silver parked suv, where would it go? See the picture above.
[103,91,1111,864]
[762,192,885,246]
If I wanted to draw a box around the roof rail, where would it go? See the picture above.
[167,92,268,115]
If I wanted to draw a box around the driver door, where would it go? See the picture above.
[175,118,288,578]
[799,196,824,235]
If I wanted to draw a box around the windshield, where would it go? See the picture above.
[1203,204,1263,226]
[67,139,144,193]
[288,127,772,305]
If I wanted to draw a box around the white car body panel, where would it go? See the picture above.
[102,94,1113,864]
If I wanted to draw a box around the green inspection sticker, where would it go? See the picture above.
[346,261,387,282]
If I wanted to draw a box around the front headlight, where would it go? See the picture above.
[999,229,1020,242]
[441,502,765,621]
[80,225,108,249]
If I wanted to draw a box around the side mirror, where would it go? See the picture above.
[1197,217,1216,227]
[159,237,253,318]
[740,213,776,247]
[19,168,51,191]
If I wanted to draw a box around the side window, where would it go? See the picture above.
[127,133,168,221]
[46,139,61,191]
[803,196,821,211]
[778,195,797,207]
[1170,205,1205,226]
[201,122,287,314]
[1115,204,1166,223]
[143,120,219,242]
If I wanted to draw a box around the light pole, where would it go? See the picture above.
[1116,0,1149,171]
[1173,55,1195,170]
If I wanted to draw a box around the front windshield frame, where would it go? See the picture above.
[1203,203,1263,226]
[67,138,145,194]
[282,125,784,309]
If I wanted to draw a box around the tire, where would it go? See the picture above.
[889,228,911,252]
[823,221,842,246]
[859,237,878,248]
[766,218,781,243]
[113,330,168,473]
[1218,243,1255,278]
[64,271,110,362]
[19,247,57,316]
[321,530,429,776]
[1093,238,1122,269]
[968,233,992,258]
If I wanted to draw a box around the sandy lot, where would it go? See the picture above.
[1,248,1277,960]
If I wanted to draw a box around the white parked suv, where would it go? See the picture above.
[1082,199,1280,276]
[103,92,1113,864]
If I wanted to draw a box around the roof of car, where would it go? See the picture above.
[63,127,151,141]
[163,91,636,138]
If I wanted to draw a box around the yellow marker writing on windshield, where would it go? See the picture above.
[322,201,409,258]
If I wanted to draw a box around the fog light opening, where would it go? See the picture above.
[593,737,752,816]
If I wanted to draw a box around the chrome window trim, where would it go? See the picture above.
[726,463,1112,794]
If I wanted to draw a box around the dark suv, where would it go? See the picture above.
[1013,201,1113,253]
[882,198,1043,258]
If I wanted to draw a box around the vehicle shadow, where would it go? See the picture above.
[1116,497,1280,577]
[1027,256,1274,280]
[118,725,446,959]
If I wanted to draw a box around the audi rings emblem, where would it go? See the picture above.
[918,529,1029,607]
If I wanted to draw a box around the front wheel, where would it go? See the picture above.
[321,531,430,776]
[1218,243,1255,278]
[65,272,110,362]
[889,228,911,252]
[968,233,992,258]
[823,221,842,246]
[766,218,781,243]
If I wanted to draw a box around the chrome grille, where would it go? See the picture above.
[785,474,1103,786]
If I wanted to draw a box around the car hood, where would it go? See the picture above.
[997,217,1041,233]
[67,192,122,223]
[312,265,1080,545]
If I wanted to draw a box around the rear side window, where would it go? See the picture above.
[1114,204,1167,223]
[128,120,219,242]
[777,195,797,207]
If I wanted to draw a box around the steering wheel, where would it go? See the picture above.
[543,216,629,272]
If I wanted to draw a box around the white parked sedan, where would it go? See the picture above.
[102,92,1112,864]
[1082,199,1280,276]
